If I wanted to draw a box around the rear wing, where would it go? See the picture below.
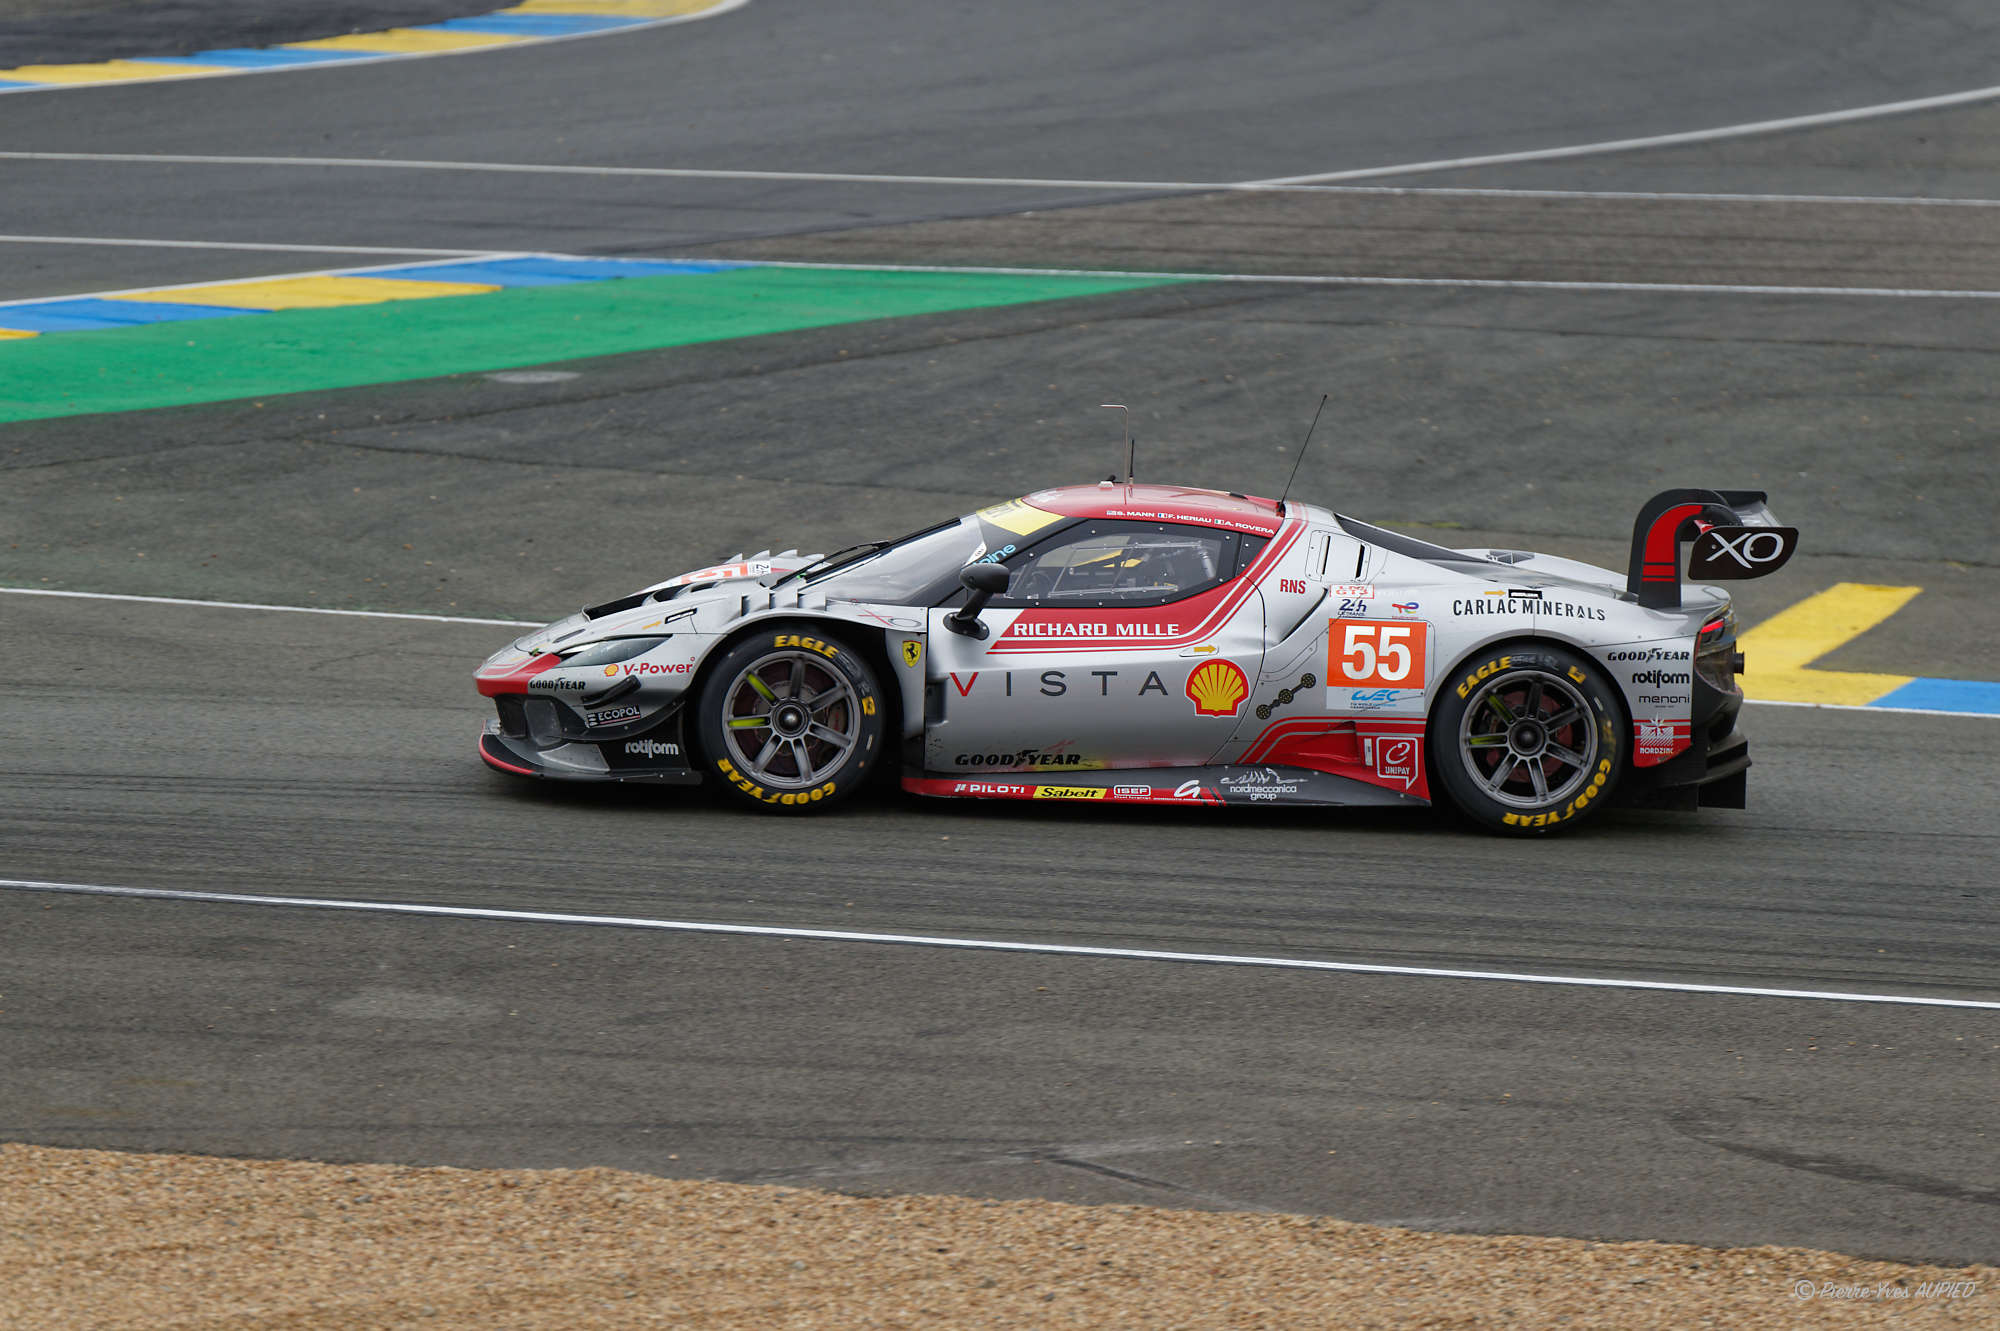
[1627,488,1798,609]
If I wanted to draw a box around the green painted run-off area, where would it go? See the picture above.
[0,266,1181,424]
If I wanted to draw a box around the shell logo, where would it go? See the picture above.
[603,665,620,678]
[1185,659,1249,717]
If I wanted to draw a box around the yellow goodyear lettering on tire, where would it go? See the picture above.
[715,756,766,802]
[860,696,877,716]
[1568,666,1587,684]
[1502,758,1617,828]
[1455,655,1512,700]
[719,754,835,806]
[774,633,837,657]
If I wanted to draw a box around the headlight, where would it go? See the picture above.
[558,636,667,667]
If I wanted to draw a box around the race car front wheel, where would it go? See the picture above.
[694,628,885,812]
[1429,645,1624,834]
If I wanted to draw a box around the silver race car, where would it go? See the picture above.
[475,480,1795,833]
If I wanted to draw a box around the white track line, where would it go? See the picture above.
[1244,84,2000,186]
[4,151,1998,211]
[6,251,1992,305]
[1744,699,1996,719]
[0,233,501,257]
[4,877,1994,1010]
[0,586,538,627]
[4,150,1150,185]
[1741,697,1998,719]
[0,250,532,309]
[741,258,2000,301]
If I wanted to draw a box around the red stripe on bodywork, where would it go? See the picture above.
[987,521,1302,654]
[1240,715,1430,800]
[1641,503,1705,583]
[475,651,561,698]
[478,733,538,776]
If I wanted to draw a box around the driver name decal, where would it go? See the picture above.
[990,606,1218,651]
[1003,619,1181,639]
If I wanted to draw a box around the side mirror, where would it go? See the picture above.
[946,562,1011,638]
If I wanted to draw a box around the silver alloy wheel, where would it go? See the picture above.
[1456,667,1599,809]
[719,650,861,790]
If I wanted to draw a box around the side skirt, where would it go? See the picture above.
[904,765,1429,809]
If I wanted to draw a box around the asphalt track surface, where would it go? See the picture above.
[2,0,1997,1269]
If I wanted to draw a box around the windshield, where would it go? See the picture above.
[795,515,990,605]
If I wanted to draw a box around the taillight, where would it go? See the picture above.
[1696,608,1739,691]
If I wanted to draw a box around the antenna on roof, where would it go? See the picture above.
[1277,393,1329,515]
[1101,404,1133,482]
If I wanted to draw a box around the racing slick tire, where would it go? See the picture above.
[694,627,886,812]
[1429,644,1625,835]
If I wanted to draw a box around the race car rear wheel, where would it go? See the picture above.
[694,629,885,812]
[1429,645,1624,834]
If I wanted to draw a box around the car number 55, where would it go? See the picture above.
[1331,619,1428,688]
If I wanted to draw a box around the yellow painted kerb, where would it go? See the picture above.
[504,0,727,15]
[0,59,235,83]
[116,276,500,310]
[284,29,529,54]
[0,0,735,95]
[1736,582,1919,706]
[0,328,40,339]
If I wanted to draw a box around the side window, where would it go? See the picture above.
[993,522,1236,608]
[1234,534,1270,578]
